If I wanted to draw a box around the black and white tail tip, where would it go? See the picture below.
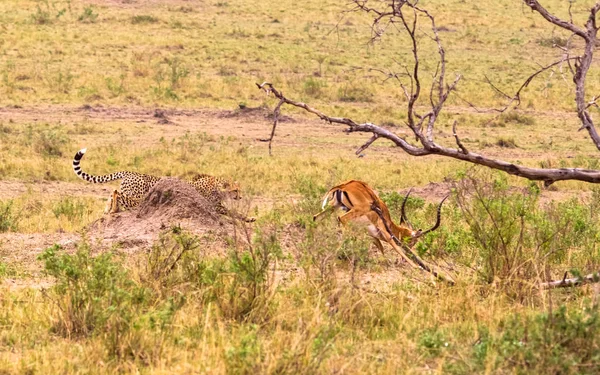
[72,148,87,175]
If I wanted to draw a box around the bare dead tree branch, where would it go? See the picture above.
[491,57,578,112]
[452,121,468,154]
[257,0,600,186]
[524,0,600,151]
[257,97,284,156]
[355,134,379,155]
[524,0,587,39]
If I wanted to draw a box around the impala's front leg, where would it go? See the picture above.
[313,205,334,222]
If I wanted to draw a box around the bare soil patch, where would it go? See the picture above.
[0,179,112,200]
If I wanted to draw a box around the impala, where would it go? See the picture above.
[313,180,448,276]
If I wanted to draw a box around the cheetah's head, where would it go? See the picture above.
[221,180,241,200]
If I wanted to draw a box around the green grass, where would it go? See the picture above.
[0,0,595,116]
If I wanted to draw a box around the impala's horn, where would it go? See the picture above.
[400,188,413,228]
[414,195,449,238]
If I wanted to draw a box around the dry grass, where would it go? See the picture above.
[2,0,600,373]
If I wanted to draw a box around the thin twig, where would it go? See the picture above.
[452,121,468,154]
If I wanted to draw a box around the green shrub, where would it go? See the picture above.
[30,0,66,25]
[224,325,263,374]
[537,36,568,48]
[379,190,425,220]
[217,224,283,321]
[495,137,518,148]
[337,84,373,102]
[25,125,70,157]
[39,243,180,362]
[145,225,201,292]
[51,197,89,221]
[418,327,449,357]
[484,112,536,127]
[453,170,600,294]
[454,172,539,286]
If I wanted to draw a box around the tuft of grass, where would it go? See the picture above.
[537,35,568,48]
[78,6,98,23]
[0,200,19,232]
[495,137,518,148]
[131,15,159,24]
[485,111,536,127]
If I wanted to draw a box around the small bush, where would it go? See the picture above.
[478,303,600,373]
[454,172,539,286]
[46,69,74,94]
[25,125,70,157]
[453,170,600,295]
[197,224,283,322]
[418,327,449,357]
[224,325,263,374]
[484,112,535,127]
[51,197,90,221]
[31,7,51,25]
[337,84,373,102]
[379,190,425,220]
[145,226,200,291]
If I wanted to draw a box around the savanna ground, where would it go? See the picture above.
[2,0,600,373]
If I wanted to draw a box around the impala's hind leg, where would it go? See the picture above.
[337,209,366,225]
[104,190,120,214]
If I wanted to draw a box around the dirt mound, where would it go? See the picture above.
[137,178,220,223]
[87,178,224,250]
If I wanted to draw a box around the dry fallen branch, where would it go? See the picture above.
[541,271,600,289]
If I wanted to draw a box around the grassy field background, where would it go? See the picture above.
[2,0,600,373]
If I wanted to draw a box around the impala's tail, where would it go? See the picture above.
[72,148,124,183]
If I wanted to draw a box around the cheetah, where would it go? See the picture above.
[73,148,255,222]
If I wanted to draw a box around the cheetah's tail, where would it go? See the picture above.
[72,148,123,184]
